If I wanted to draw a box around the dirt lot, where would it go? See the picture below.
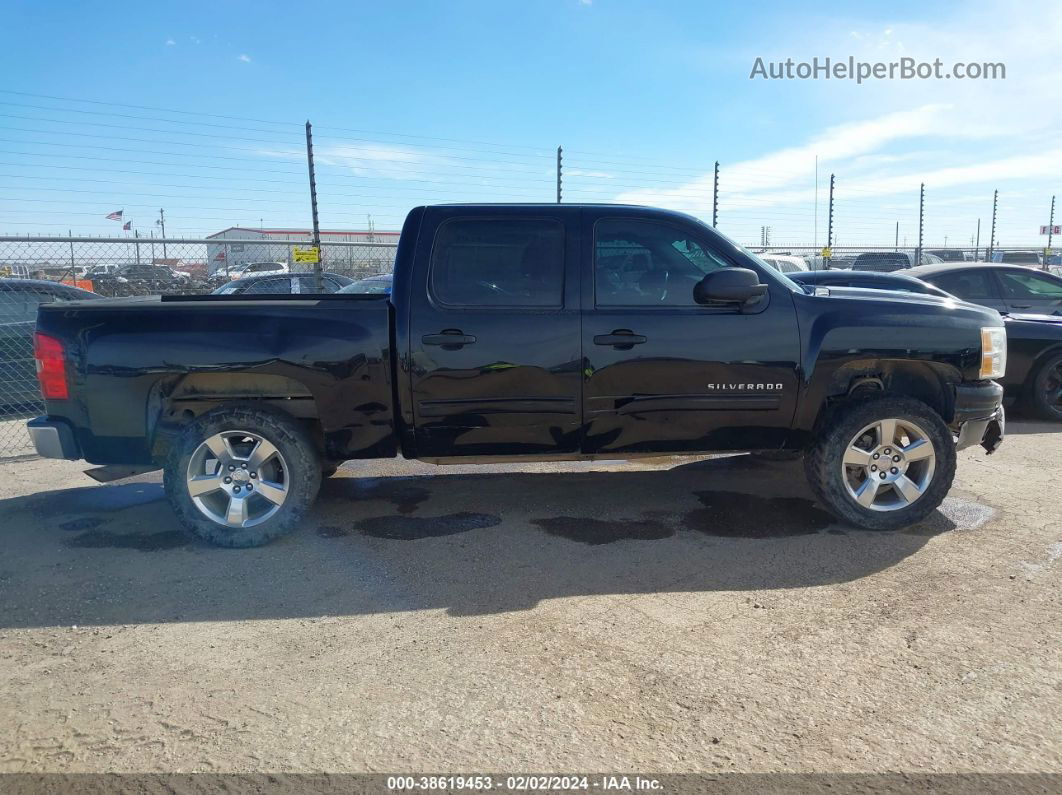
[0,421,1059,774]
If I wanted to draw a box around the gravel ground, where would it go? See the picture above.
[0,421,1059,774]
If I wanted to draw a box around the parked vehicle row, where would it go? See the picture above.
[29,204,1006,548]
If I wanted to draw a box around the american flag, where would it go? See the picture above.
[105,210,123,221]
[122,221,131,230]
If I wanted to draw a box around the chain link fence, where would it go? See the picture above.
[2,236,1061,459]
[0,237,397,458]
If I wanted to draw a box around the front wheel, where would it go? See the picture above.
[804,396,956,530]
[1026,351,1062,421]
[164,404,322,547]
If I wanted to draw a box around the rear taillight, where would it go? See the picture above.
[33,332,69,400]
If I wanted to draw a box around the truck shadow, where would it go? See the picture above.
[0,455,992,629]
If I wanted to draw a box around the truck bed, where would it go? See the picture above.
[35,293,396,465]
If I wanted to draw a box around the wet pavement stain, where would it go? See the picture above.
[323,512,502,541]
[354,480,431,514]
[59,516,109,532]
[685,490,833,538]
[65,529,189,552]
[532,517,674,545]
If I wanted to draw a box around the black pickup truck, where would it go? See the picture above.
[29,204,1006,546]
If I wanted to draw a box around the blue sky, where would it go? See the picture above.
[1,0,1060,247]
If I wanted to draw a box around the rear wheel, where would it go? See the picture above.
[164,404,322,547]
[1026,351,1062,421]
[804,396,955,530]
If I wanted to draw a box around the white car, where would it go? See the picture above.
[222,261,289,281]
[759,254,810,274]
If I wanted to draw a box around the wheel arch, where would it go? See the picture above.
[148,373,322,462]
[808,359,960,438]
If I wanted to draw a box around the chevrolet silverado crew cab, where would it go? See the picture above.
[29,204,1006,547]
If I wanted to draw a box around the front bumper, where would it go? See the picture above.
[27,417,81,460]
[952,382,1005,454]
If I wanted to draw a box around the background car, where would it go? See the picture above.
[0,279,101,413]
[758,254,809,274]
[220,261,290,281]
[852,251,943,272]
[992,251,1042,266]
[927,249,970,263]
[119,263,189,288]
[211,272,354,295]
[338,273,393,294]
[908,263,1062,315]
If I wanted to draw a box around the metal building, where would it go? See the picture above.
[205,227,400,275]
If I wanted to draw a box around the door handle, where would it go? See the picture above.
[1010,303,1032,309]
[422,330,477,348]
[593,330,647,349]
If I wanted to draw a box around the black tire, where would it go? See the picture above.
[804,395,956,531]
[164,403,322,547]
[1025,351,1062,421]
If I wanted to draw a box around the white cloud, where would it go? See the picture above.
[567,168,612,179]
[611,0,1062,245]
[238,54,252,63]
[165,38,176,46]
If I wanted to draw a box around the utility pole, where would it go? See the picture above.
[975,218,981,261]
[917,183,925,264]
[895,221,899,252]
[157,208,167,259]
[712,161,719,227]
[305,120,323,291]
[1047,195,1056,271]
[814,155,818,249]
[556,146,563,204]
[826,173,835,268]
[134,229,141,266]
[989,189,998,261]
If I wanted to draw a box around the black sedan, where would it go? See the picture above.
[211,272,354,295]
[791,269,1062,421]
[0,279,102,412]
[908,263,1062,316]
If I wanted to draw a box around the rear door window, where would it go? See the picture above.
[429,219,564,307]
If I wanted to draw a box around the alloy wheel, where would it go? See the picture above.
[841,418,936,512]
[185,430,289,528]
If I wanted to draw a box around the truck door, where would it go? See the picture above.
[407,209,582,458]
[581,213,800,455]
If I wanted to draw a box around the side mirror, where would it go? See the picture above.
[694,268,768,306]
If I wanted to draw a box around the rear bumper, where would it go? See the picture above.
[952,382,1005,454]
[27,417,81,460]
